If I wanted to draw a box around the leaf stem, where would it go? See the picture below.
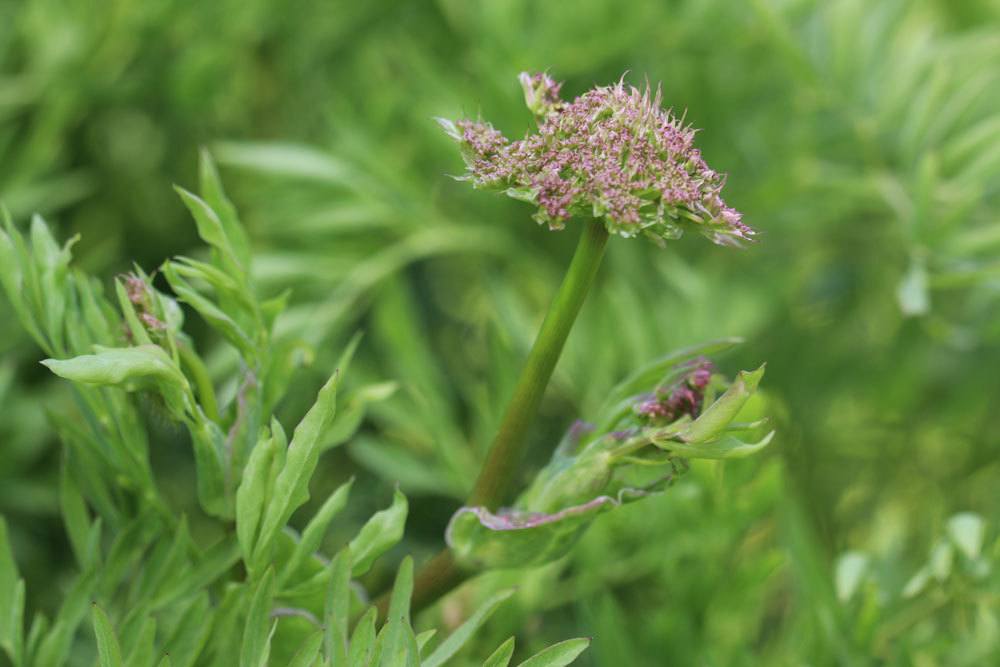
[380,221,609,618]
[468,221,609,509]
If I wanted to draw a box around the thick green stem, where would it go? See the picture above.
[468,221,609,510]
[378,222,609,619]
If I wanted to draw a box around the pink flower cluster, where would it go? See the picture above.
[635,359,714,424]
[440,72,753,246]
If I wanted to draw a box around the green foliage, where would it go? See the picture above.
[0,161,586,665]
[1,0,999,664]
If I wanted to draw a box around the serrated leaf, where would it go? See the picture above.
[482,638,516,667]
[348,489,408,577]
[423,589,514,667]
[92,605,124,667]
[515,638,590,667]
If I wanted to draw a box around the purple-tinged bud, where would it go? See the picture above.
[519,71,565,120]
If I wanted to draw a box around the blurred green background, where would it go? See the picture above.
[2,0,999,664]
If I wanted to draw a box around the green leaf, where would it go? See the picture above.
[42,345,188,392]
[423,589,514,667]
[156,657,172,667]
[252,370,340,569]
[175,186,245,280]
[0,518,25,665]
[947,512,985,559]
[348,608,377,667]
[241,569,276,667]
[281,477,353,586]
[123,617,157,667]
[92,605,124,667]
[447,494,638,570]
[482,638,516,667]
[415,629,437,653]
[834,552,869,602]
[59,460,92,568]
[287,631,323,667]
[378,556,413,667]
[236,428,281,563]
[198,149,251,269]
[653,430,775,460]
[678,365,765,444]
[324,548,352,667]
[515,638,590,667]
[348,489,408,577]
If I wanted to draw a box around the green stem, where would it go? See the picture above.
[178,338,220,422]
[378,222,609,619]
[468,221,609,509]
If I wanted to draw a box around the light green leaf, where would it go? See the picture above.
[423,590,514,667]
[0,518,25,665]
[654,430,775,460]
[253,370,340,569]
[42,345,188,393]
[678,365,765,444]
[516,638,590,667]
[175,187,245,279]
[241,569,276,667]
[348,489,408,577]
[281,477,353,585]
[198,149,251,269]
[834,551,869,601]
[378,556,413,667]
[324,548,352,667]
[236,429,281,562]
[947,512,985,559]
[482,638,516,667]
[92,605,124,667]
[287,631,323,667]
[348,608,377,667]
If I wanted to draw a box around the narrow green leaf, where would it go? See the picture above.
[123,617,157,667]
[241,569,276,667]
[515,638,590,667]
[423,590,515,667]
[0,518,24,665]
[253,371,340,568]
[281,478,354,586]
[323,548,351,667]
[348,489,408,577]
[42,345,188,390]
[348,608,377,667]
[198,149,251,269]
[288,631,324,667]
[174,187,245,279]
[482,638,516,667]
[92,605,124,667]
[236,430,280,562]
[156,656,172,667]
[415,629,437,654]
[378,557,413,667]
[59,460,91,568]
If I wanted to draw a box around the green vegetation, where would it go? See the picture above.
[1,0,999,664]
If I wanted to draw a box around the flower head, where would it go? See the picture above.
[440,72,752,246]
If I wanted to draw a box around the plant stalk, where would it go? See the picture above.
[379,221,610,618]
